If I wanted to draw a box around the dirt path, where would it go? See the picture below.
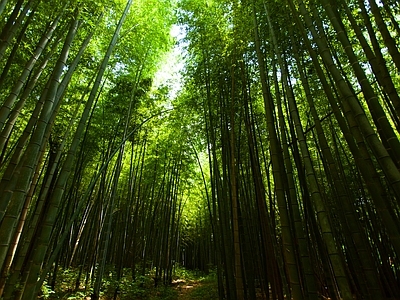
[172,279,218,300]
[172,279,205,299]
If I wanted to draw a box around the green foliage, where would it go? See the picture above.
[172,267,219,300]
[39,282,55,299]
[65,292,87,300]
[46,266,220,300]
[189,277,218,300]
[2,0,400,299]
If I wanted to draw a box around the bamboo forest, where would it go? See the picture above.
[1,0,400,299]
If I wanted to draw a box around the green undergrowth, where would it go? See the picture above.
[45,266,218,299]
[185,274,218,299]
[172,268,218,299]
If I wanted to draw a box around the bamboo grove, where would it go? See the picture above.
[0,0,399,299]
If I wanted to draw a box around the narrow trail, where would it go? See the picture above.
[172,278,217,299]
[173,279,201,299]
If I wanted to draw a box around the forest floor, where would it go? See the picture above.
[171,277,218,299]
[45,268,218,300]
